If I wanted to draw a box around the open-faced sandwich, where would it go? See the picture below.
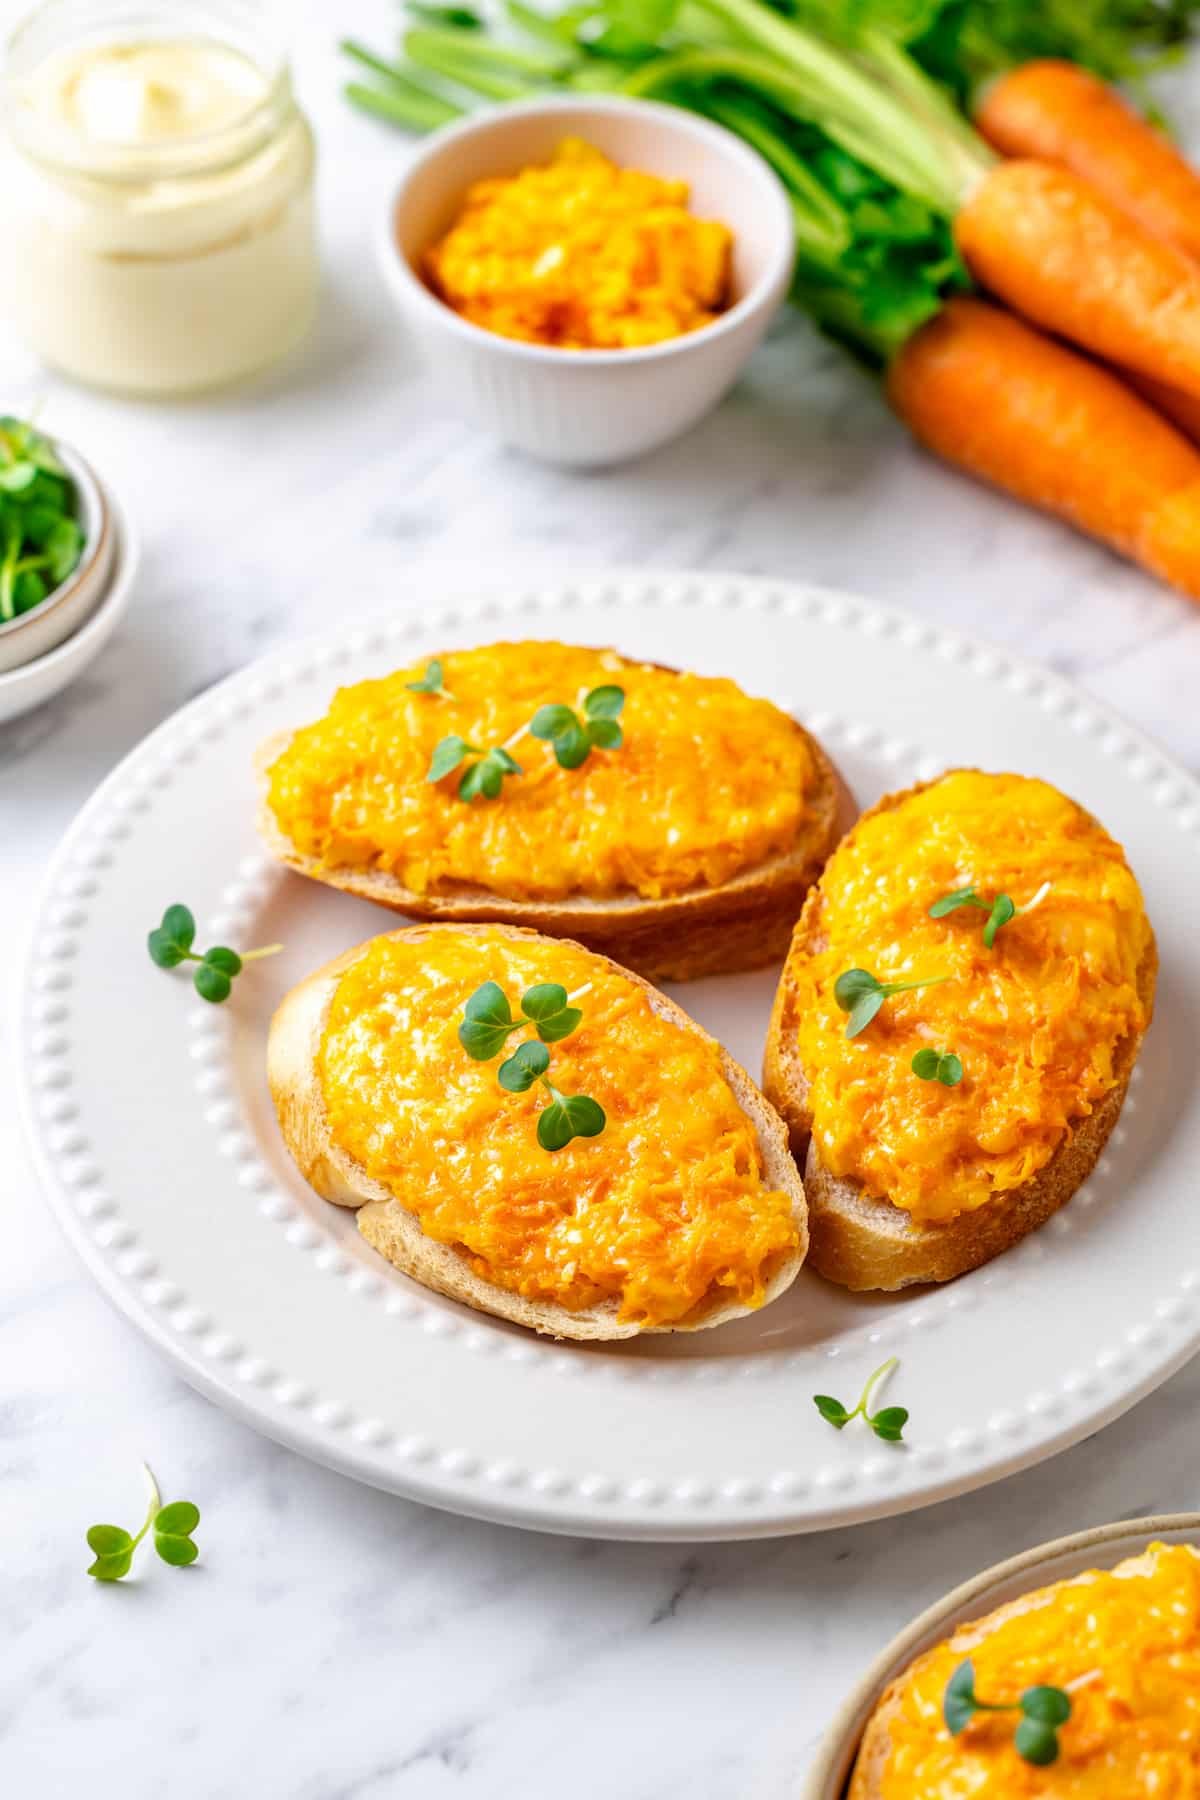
[850,1540,1200,1794]
[763,770,1156,1290]
[256,641,852,981]
[268,921,807,1339]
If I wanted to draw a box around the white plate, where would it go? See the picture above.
[17,572,1200,1541]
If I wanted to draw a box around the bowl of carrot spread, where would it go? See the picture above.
[378,95,795,466]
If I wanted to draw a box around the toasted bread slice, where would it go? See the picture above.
[254,651,855,982]
[763,775,1157,1290]
[849,1542,1198,1796]
[268,922,808,1340]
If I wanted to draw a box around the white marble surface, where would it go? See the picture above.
[4,6,1200,1795]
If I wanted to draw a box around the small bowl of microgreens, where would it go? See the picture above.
[0,414,116,676]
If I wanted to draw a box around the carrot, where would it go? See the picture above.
[977,61,1200,265]
[1124,370,1200,447]
[955,160,1200,403]
[887,296,1200,599]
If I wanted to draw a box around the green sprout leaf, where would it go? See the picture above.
[930,885,1018,948]
[0,416,85,622]
[911,1048,963,1086]
[834,968,949,1038]
[812,1357,907,1443]
[148,902,196,968]
[498,1038,551,1091]
[928,885,983,919]
[531,686,626,770]
[587,716,623,749]
[0,460,37,493]
[194,964,232,1004]
[530,703,576,740]
[458,980,517,1059]
[148,902,279,1003]
[942,1659,1071,1764]
[537,1087,606,1152]
[427,733,477,783]
[459,981,605,1151]
[1021,1687,1071,1727]
[1013,1719,1060,1766]
[983,894,1016,949]
[406,658,449,696]
[454,743,522,802]
[86,1466,199,1583]
[521,982,583,1042]
[870,1406,909,1442]
[87,1523,133,1557]
[584,684,625,721]
[943,1660,978,1735]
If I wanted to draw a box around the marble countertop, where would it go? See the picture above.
[5,6,1200,1795]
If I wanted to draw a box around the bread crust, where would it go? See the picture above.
[762,773,1158,1290]
[848,1544,1191,1797]
[253,662,857,982]
[268,921,808,1340]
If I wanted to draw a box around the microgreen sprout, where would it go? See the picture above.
[459,979,605,1151]
[406,658,452,697]
[147,903,281,1003]
[929,885,1017,949]
[943,1661,1072,1766]
[86,1463,200,1582]
[813,1356,908,1441]
[834,968,950,1038]
[530,684,625,769]
[427,734,522,802]
[912,1048,964,1086]
[0,415,85,623]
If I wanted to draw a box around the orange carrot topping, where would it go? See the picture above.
[977,61,1200,265]
[887,296,1200,599]
[955,160,1200,403]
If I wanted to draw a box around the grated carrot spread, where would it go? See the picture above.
[423,137,733,348]
[265,641,816,902]
[793,772,1154,1225]
[319,929,800,1327]
[876,1543,1200,1797]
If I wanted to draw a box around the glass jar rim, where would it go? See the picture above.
[2,0,295,181]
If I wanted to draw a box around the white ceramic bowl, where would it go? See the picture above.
[377,96,796,467]
[0,501,137,724]
[0,440,116,674]
[799,1513,1200,1800]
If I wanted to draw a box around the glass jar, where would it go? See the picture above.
[0,0,318,396]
